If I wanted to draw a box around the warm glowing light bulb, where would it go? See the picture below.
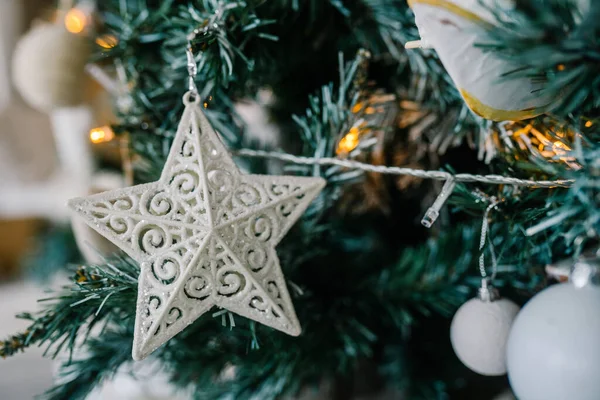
[89,126,115,144]
[96,34,118,49]
[511,124,533,137]
[64,8,87,34]
[337,126,360,154]
[351,102,363,113]
[552,141,571,154]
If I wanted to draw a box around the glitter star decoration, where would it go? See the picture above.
[69,93,325,360]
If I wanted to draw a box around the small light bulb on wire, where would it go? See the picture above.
[96,34,118,49]
[64,8,87,34]
[495,120,580,169]
[89,126,115,144]
[336,126,360,154]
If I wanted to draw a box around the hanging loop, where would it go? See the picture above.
[476,197,501,302]
[182,91,201,106]
[185,40,199,100]
[478,197,500,281]
[478,276,499,302]
[184,23,209,104]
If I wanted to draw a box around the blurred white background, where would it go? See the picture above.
[0,1,69,399]
[0,282,55,399]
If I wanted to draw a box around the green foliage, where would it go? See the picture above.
[6,223,480,400]
[522,140,600,253]
[44,326,134,400]
[2,258,137,361]
[98,0,470,181]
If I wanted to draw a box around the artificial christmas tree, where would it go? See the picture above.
[3,1,599,399]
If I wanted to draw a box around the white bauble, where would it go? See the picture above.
[12,23,90,112]
[450,296,520,375]
[408,0,553,121]
[506,282,600,400]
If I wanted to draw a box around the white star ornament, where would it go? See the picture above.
[69,93,325,360]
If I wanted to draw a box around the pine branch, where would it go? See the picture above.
[98,0,277,181]
[522,141,600,251]
[450,137,599,262]
[0,326,44,359]
[1,257,138,361]
[97,0,478,182]
[4,223,489,399]
[44,326,134,400]
[152,224,482,400]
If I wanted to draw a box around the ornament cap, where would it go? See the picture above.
[478,278,499,302]
[570,257,600,289]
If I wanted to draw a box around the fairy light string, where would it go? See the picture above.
[234,149,571,228]
[234,148,573,188]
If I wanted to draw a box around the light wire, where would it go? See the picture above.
[234,149,573,188]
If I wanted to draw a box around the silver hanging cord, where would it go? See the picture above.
[479,198,499,280]
[185,4,227,101]
[477,197,500,301]
[185,39,199,99]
